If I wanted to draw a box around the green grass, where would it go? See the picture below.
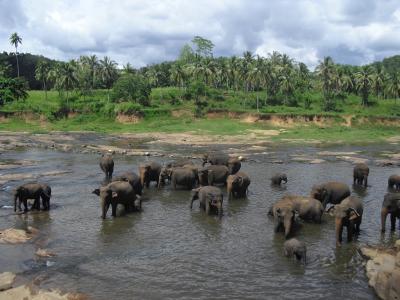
[0,89,399,144]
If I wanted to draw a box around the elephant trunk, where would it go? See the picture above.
[14,193,17,212]
[217,202,222,218]
[101,198,107,219]
[227,182,232,200]
[381,207,388,232]
[335,217,343,246]
[158,175,163,189]
[284,217,292,239]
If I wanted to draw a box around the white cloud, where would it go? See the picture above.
[0,0,399,68]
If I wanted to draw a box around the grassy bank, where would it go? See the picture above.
[0,89,399,144]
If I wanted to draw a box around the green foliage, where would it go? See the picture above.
[111,74,151,106]
[0,77,28,105]
[114,102,143,114]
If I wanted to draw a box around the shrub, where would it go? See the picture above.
[114,102,143,114]
[111,74,151,106]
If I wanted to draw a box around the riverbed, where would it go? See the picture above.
[0,135,399,299]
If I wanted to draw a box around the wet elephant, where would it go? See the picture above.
[166,159,194,168]
[310,181,350,209]
[112,172,143,196]
[170,167,197,190]
[327,196,363,246]
[202,153,229,166]
[158,167,172,188]
[190,186,223,217]
[283,194,324,223]
[139,161,162,188]
[269,198,297,239]
[100,153,114,179]
[353,163,369,187]
[198,165,229,186]
[14,183,52,212]
[271,173,288,185]
[381,192,400,232]
[227,157,241,175]
[92,181,141,219]
[226,171,250,199]
[388,174,400,191]
[283,238,306,264]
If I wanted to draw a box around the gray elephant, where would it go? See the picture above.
[271,173,288,185]
[353,163,369,187]
[388,174,400,191]
[226,171,250,199]
[166,159,194,168]
[100,153,114,179]
[170,167,197,190]
[92,181,141,219]
[227,157,241,175]
[202,153,229,166]
[190,186,223,217]
[327,196,363,246]
[269,198,297,239]
[381,192,400,232]
[198,165,229,186]
[283,238,306,264]
[139,161,162,188]
[310,181,350,208]
[283,195,324,223]
[14,183,52,212]
[158,167,172,188]
[112,172,143,196]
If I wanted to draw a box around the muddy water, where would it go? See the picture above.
[0,141,399,299]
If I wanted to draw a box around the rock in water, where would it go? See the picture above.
[0,272,16,291]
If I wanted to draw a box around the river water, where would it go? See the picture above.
[0,139,399,299]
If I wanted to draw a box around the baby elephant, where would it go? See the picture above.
[100,153,114,179]
[283,238,306,264]
[226,171,250,199]
[14,183,52,212]
[190,186,223,217]
[353,163,369,187]
[388,174,400,191]
[271,173,288,185]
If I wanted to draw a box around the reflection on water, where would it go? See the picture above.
[0,143,398,299]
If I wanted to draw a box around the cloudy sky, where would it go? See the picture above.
[1,0,400,69]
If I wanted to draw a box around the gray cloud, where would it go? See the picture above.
[0,0,399,69]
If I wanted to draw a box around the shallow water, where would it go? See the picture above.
[0,141,399,299]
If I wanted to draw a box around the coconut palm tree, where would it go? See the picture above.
[35,60,50,100]
[354,66,374,106]
[59,62,78,105]
[122,63,135,75]
[316,56,336,110]
[372,66,386,99]
[9,33,22,77]
[386,73,400,104]
[99,56,118,101]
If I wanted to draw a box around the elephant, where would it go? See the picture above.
[112,172,143,196]
[353,163,369,187]
[327,196,363,246]
[310,181,351,209]
[283,238,306,264]
[170,167,197,190]
[271,173,288,185]
[190,186,223,217]
[227,157,241,175]
[282,194,324,223]
[158,167,173,188]
[92,181,141,219]
[388,175,400,191]
[269,198,297,239]
[14,183,52,212]
[226,171,250,199]
[198,165,229,186]
[166,159,194,168]
[380,192,400,232]
[139,161,162,188]
[202,153,229,167]
[100,153,114,179]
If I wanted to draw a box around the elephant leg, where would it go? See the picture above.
[274,221,281,233]
[364,176,368,187]
[111,203,117,217]
[146,181,150,188]
[23,199,28,212]
[206,201,210,215]
[347,223,354,242]
[356,216,361,233]
[391,213,396,231]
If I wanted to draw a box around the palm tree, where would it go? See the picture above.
[316,56,336,110]
[59,62,78,105]
[354,66,374,106]
[99,56,118,101]
[386,73,400,104]
[9,33,22,77]
[122,63,135,75]
[372,66,386,99]
[35,60,50,100]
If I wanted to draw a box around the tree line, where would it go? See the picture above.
[1,33,400,111]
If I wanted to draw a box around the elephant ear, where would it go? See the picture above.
[348,207,360,220]
[276,208,282,216]
[92,189,100,196]
[326,205,336,216]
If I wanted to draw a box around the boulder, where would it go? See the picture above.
[0,272,16,291]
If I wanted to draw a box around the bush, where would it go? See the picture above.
[111,74,151,106]
[0,77,28,105]
[114,102,143,114]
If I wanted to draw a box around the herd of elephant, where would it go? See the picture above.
[11,152,400,264]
